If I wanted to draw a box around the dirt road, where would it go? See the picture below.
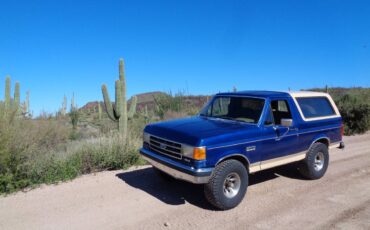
[1,134,370,230]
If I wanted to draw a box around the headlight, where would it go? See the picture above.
[182,145,206,160]
[143,132,150,143]
[182,144,194,158]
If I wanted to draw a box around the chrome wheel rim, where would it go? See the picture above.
[223,173,241,198]
[314,152,325,171]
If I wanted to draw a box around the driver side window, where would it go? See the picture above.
[270,100,292,125]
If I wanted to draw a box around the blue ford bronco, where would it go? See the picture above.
[140,91,345,210]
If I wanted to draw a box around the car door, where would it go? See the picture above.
[260,98,299,169]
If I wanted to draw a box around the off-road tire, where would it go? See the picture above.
[299,142,329,180]
[204,159,248,210]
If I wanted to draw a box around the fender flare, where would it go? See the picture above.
[215,153,252,172]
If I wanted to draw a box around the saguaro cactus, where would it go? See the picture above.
[128,96,137,118]
[144,105,148,117]
[22,90,30,115]
[26,90,30,114]
[71,93,75,111]
[14,82,20,108]
[101,58,137,139]
[69,95,79,130]
[61,95,67,116]
[98,103,102,120]
[4,76,11,110]
[3,76,20,113]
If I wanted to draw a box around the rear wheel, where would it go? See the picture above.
[299,142,329,180]
[204,159,248,210]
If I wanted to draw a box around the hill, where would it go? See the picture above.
[80,91,210,114]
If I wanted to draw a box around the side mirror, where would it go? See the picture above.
[281,118,293,127]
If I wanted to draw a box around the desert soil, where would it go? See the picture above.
[1,133,370,230]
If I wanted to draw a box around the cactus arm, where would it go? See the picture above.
[102,84,118,121]
[128,96,137,119]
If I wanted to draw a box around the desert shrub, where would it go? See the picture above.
[154,93,185,119]
[336,94,370,135]
[26,133,143,187]
[153,92,200,119]
[69,130,82,141]
[69,109,80,130]
[0,100,144,194]
[308,87,370,135]
[163,110,189,120]
[0,106,71,193]
[0,130,144,194]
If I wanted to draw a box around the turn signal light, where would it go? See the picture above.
[193,147,206,160]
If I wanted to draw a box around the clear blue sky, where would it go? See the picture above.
[1,0,369,114]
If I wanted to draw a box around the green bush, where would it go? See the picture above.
[308,87,370,135]
[0,131,144,194]
[153,92,200,119]
[336,94,370,135]
[0,99,144,194]
[154,92,185,119]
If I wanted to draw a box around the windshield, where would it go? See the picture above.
[200,96,265,124]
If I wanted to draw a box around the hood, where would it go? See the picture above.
[144,116,260,146]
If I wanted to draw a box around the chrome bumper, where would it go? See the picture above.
[140,148,213,184]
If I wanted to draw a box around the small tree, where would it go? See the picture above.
[336,94,370,135]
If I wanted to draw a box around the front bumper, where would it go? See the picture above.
[140,148,213,184]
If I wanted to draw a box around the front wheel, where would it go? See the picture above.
[204,159,248,210]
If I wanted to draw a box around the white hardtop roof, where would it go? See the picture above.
[286,91,330,98]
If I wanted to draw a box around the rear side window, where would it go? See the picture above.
[296,97,336,118]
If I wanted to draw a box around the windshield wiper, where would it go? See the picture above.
[216,116,255,124]
[234,119,254,124]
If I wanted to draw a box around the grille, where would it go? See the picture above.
[149,135,182,159]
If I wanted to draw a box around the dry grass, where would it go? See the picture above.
[0,103,145,194]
